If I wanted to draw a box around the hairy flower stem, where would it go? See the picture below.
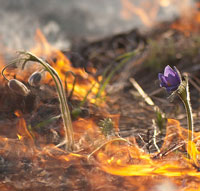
[178,77,194,158]
[2,52,74,151]
[29,53,74,151]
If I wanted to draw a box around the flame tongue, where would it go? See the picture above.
[1,27,200,190]
[93,119,200,179]
[30,29,101,103]
[15,110,34,146]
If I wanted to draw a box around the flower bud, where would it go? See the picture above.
[158,65,181,93]
[8,79,30,96]
[28,71,42,87]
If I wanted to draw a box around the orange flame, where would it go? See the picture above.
[0,17,200,189]
[14,110,34,145]
[171,2,200,36]
[93,119,200,179]
[120,0,159,27]
[29,29,102,103]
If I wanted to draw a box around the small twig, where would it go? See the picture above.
[87,137,133,160]
[151,96,173,105]
[153,142,185,158]
[137,133,146,145]
[137,133,148,150]
[149,88,163,97]
[129,77,154,106]
[152,119,160,153]
[55,139,67,148]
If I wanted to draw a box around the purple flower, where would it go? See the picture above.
[158,65,181,93]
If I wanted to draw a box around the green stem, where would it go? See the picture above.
[181,97,193,141]
[95,56,130,99]
[178,77,194,157]
[29,53,74,151]
[95,47,141,99]
[1,58,25,81]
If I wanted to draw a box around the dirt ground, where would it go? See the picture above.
[0,19,200,190]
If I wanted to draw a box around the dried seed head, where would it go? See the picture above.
[28,71,42,87]
[8,79,30,96]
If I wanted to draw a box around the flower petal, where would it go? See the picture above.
[164,65,181,87]
[158,65,182,93]
[164,65,176,78]
[173,66,181,84]
[165,74,179,86]
[158,73,168,87]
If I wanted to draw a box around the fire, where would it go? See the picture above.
[171,2,200,35]
[30,29,102,103]
[14,110,34,145]
[93,119,200,177]
[120,0,195,31]
[0,24,200,190]
[0,53,8,82]
[120,0,159,27]
[0,54,5,70]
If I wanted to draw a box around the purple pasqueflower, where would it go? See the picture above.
[158,65,181,93]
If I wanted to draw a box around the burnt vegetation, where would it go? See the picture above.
[1,6,200,191]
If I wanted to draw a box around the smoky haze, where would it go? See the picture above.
[0,0,194,50]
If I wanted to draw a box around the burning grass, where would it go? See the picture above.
[1,21,200,191]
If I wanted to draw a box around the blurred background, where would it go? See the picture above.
[0,0,195,50]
